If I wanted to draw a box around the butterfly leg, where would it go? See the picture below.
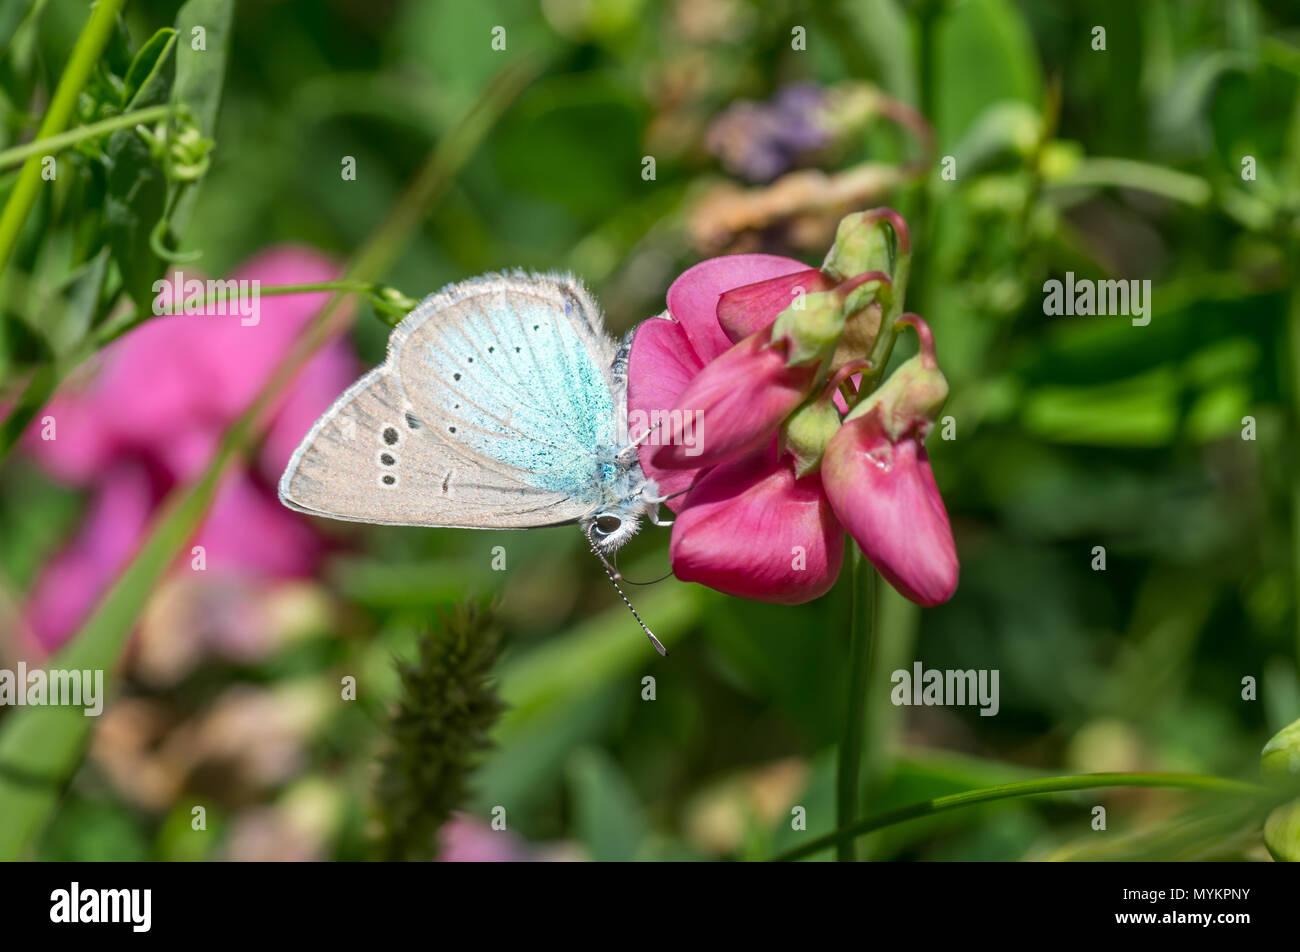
[648,505,673,528]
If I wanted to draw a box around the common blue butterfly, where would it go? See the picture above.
[278,272,671,652]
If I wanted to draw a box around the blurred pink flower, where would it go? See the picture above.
[629,254,957,606]
[21,246,358,652]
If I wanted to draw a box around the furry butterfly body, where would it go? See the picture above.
[278,272,661,554]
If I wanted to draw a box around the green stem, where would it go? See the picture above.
[835,547,876,860]
[0,0,127,273]
[0,104,171,171]
[1049,158,1211,206]
[776,772,1264,862]
[0,281,410,467]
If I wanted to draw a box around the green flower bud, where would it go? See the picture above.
[1261,718,1300,862]
[781,394,842,478]
[771,290,846,368]
[370,286,419,326]
[845,322,948,441]
[822,207,910,284]
[1264,799,1300,862]
[1262,718,1300,778]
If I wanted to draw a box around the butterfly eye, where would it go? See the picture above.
[594,514,622,535]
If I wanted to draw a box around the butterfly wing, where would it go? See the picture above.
[278,272,620,529]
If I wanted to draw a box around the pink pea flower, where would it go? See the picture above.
[20,246,358,653]
[629,253,958,606]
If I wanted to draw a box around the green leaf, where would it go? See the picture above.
[567,747,647,862]
[104,28,179,311]
[933,0,1041,145]
[103,123,168,312]
[42,246,109,357]
[1020,367,1181,447]
[169,0,233,235]
[122,28,176,107]
[173,0,232,136]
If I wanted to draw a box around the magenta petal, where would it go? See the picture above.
[667,254,811,363]
[627,316,708,510]
[260,339,361,480]
[22,389,118,486]
[822,415,958,606]
[717,268,834,343]
[197,246,348,421]
[194,470,326,578]
[650,332,816,471]
[670,450,844,604]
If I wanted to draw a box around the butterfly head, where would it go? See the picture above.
[582,505,644,554]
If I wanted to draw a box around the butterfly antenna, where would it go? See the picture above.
[589,529,667,656]
[620,569,675,585]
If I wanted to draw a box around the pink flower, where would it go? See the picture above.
[20,246,358,652]
[630,245,958,606]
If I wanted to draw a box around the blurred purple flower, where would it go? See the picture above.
[21,246,359,652]
[706,82,833,182]
[436,814,578,862]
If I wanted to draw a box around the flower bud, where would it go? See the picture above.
[822,207,910,283]
[1262,718,1300,778]
[1265,800,1300,862]
[843,314,948,438]
[1260,718,1300,861]
[781,395,842,479]
[771,289,847,367]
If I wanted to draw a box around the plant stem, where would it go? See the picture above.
[0,280,409,468]
[0,0,127,274]
[0,105,171,171]
[1049,158,1211,206]
[836,546,876,860]
[777,772,1266,862]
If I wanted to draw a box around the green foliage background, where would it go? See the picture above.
[1,0,1299,861]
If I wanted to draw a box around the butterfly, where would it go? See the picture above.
[278,271,671,653]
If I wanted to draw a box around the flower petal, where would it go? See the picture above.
[23,463,156,651]
[650,332,816,470]
[717,268,833,343]
[667,254,811,363]
[627,315,708,509]
[822,414,958,606]
[670,449,843,604]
